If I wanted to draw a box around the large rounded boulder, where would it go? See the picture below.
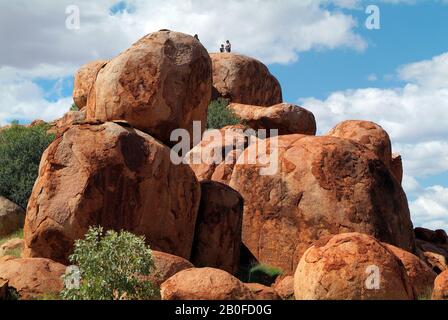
[294,233,414,300]
[23,122,200,264]
[327,120,392,169]
[0,257,66,300]
[229,134,415,274]
[161,267,254,300]
[149,251,194,287]
[229,103,316,136]
[191,181,244,274]
[87,30,212,146]
[73,60,108,110]
[211,53,282,106]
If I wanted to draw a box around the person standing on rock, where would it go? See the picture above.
[220,44,225,53]
[225,40,231,53]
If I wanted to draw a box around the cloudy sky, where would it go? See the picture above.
[0,0,447,230]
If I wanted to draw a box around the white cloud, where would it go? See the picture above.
[300,51,448,230]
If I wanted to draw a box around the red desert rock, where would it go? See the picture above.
[272,275,294,300]
[23,122,200,264]
[191,181,243,274]
[229,134,415,275]
[211,53,282,106]
[245,283,280,300]
[294,233,414,300]
[391,153,403,184]
[161,267,254,300]
[150,251,194,287]
[0,196,25,238]
[185,124,252,184]
[0,257,66,300]
[0,238,24,258]
[229,103,316,136]
[327,120,392,168]
[384,243,437,298]
[432,270,448,300]
[73,60,108,109]
[87,30,212,146]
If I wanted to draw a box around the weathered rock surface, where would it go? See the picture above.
[391,153,403,184]
[191,181,243,274]
[185,124,252,184]
[384,243,437,298]
[432,270,448,300]
[327,120,392,168]
[0,196,25,238]
[87,30,212,146]
[0,238,24,258]
[414,227,448,273]
[149,251,194,287]
[211,53,282,106]
[272,275,294,300]
[0,257,66,300]
[50,110,86,134]
[245,283,280,300]
[294,233,414,300]
[229,134,415,274]
[229,103,316,136]
[161,267,254,300]
[73,60,108,109]
[24,122,200,264]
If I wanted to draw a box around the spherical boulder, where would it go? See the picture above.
[24,122,200,264]
[161,267,254,300]
[211,53,282,106]
[294,233,414,300]
[87,30,212,146]
[229,134,415,275]
[149,251,194,287]
[0,196,25,238]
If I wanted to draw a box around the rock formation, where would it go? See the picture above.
[73,60,108,110]
[272,275,294,300]
[0,238,23,258]
[191,181,243,274]
[294,233,414,300]
[0,196,25,238]
[86,31,212,146]
[229,134,415,274]
[149,251,194,287]
[244,283,280,300]
[161,267,254,300]
[23,122,200,263]
[414,227,448,273]
[0,257,66,300]
[432,270,448,300]
[229,103,316,136]
[211,53,282,106]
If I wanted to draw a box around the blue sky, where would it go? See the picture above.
[0,0,447,230]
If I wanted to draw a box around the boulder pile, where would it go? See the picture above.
[2,29,444,300]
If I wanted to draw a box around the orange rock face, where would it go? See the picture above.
[0,196,25,238]
[211,53,282,106]
[229,134,415,274]
[23,122,200,264]
[391,153,403,184]
[272,275,294,300]
[294,233,414,300]
[384,244,437,298]
[150,251,194,287]
[245,283,280,300]
[185,125,252,184]
[87,31,212,146]
[191,181,243,274]
[0,258,66,300]
[229,103,316,136]
[432,270,448,300]
[327,120,392,169]
[73,60,108,110]
[161,267,254,300]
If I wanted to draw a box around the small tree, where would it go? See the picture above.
[70,103,79,111]
[0,122,54,208]
[207,98,242,129]
[61,227,159,300]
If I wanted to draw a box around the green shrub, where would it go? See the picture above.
[248,263,283,286]
[70,103,79,111]
[0,122,54,209]
[207,98,242,129]
[61,227,159,300]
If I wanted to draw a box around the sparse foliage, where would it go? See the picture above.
[61,227,159,300]
[70,103,79,111]
[206,98,242,129]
